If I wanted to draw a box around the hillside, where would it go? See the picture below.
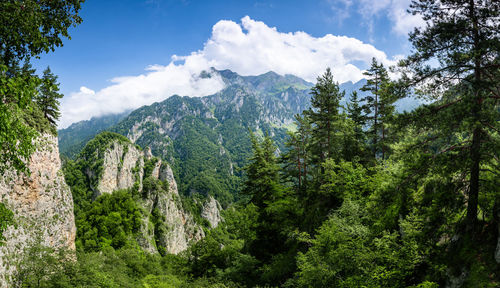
[58,111,131,159]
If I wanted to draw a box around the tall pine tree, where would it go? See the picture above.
[37,67,63,126]
[361,58,396,159]
[304,68,345,165]
[400,0,500,234]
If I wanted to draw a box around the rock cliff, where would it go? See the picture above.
[84,135,219,254]
[0,135,76,287]
[201,196,222,228]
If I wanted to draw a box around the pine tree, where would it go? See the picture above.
[346,91,370,162]
[400,0,500,234]
[304,68,345,165]
[281,114,312,194]
[360,58,396,159]
[243,132,288,262]
[37,67,63,126]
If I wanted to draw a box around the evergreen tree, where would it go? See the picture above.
[346,91,370,163]
[400,0,500,235]
[37,67,63,126]
[304,68,345,165]
[361,58,396,159]
[242,132,288,262]
[281,114,312,194]
[346,91,365,137]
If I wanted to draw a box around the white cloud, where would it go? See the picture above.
[60,16,397,128]
[60,58,225,128]
[356,0,425,36]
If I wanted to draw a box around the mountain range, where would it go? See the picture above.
[58,69,417,205]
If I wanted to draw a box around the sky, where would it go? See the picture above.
[32,0,425,128]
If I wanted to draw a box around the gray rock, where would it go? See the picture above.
[91,141,204,255]
[201,196,222,228]
[0,135,76,287]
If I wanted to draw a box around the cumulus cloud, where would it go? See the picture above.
[60,16,397,128]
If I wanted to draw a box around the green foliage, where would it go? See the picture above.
[144,157,160,178]
[304,67,346,163]
[187,204,260,287]
[361,58,397,160]
[75,190,143,252]
[0,0,84,174]
[13,243,232,288]
[36,67,63,126]
[0,64,39,174]
[0,0,84,66]
[0,202,14,246]
[400,0,500,235]
[296,200,428,288]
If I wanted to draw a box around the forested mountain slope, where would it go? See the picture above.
[58,111,131,159]
[58,69,378,205]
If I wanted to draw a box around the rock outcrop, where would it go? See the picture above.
[0,135,76,287]
[201,196,222,228]
[96,142,144,196]
[88,138,205,254]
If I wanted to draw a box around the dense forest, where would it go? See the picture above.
[1,0,499,287]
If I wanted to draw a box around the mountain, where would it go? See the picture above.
[58,69,419,205]
[58,111,131,159]
[105,69,320,204]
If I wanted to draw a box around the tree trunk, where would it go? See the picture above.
[466,0,481,234]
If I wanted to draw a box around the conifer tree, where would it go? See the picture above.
[243,132,288,261]
[400,0,500,234]
[346,91,370,162]
[304,68,345,165]
[37,67,63,126]
[281,114,312,193]
[360,58,396,159]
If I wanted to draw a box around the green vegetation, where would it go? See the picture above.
[5,0,500,287]
[75,190,143,251]
[0,0,83,173]
[0,202,14,246]
[14,244,233,288]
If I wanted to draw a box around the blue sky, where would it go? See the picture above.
[35,0,424,128]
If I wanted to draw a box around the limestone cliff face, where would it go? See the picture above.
[0,135,76,287]
[91,140,206,254]
[201,196,222,228]
[156,164,205,254]
[94,142,144,196]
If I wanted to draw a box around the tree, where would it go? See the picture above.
[304,68,345,164]
[361,58,396,159]
[242,132,295,276]
[0,0,84,67]
[281,114,312,194]
[0,0,84,173]
[37,67,63,126]
[346,91,370,163]
[400,0,500,234]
